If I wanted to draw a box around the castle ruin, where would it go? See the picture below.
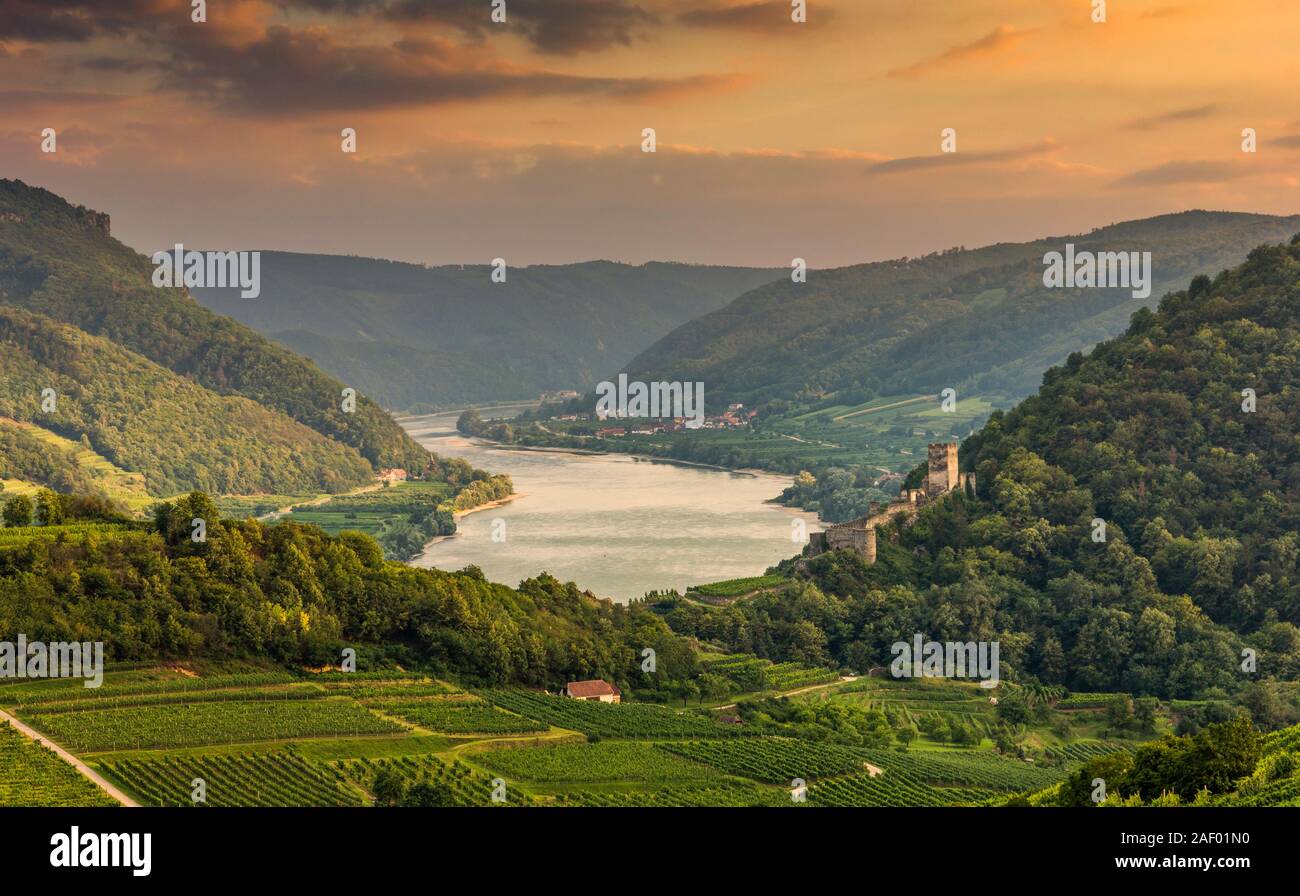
[807,443,974,564]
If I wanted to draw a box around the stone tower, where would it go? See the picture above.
[926,443,959,496]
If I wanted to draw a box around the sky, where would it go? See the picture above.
[3,0,1300,267]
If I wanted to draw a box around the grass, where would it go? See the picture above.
[0,722,119,807]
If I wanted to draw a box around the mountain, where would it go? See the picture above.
[0,307,371,496]
[0,180,429,477]
[661,235,1300,699]
[191,253,782,411]
[626,211,1300,409]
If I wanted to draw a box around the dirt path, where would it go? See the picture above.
[0,709,139,807]
[256,482,385,522]
[714,675,859,711]
[832,394,937,422]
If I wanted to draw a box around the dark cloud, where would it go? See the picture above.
[0,0,176,42]
[866,140,1059,175]
[163,25,739,114]
[278,0,660,55]
[1120,104,1217,131]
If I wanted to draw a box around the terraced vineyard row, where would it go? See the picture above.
[24,698,403,751]
[18,686,325,715]
[552,783,790,807]
[6,672,296,706]
[1041,741,1129,763]
[809,770,991,807]
[365,698,546,734]
[341,755,529,806]
[658,738,872,784]
[0,722,118,807]
[700,654,838,691]
[858,748,1063,792]
[475,741,717,784]
[481,690,743,739]
[102,750,363,807]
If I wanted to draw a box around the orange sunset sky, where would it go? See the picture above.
[3,0,1299,266]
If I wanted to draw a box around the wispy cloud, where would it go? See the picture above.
[887,24,1036,80]
[1120,104,1218,131]
[866,140,1061,175]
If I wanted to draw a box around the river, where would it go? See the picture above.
[401,410,821,603]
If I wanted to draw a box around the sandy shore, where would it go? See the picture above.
[453,492,525,519]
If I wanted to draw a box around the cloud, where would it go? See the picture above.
[677,1,831,32]
[866,140,1061,175]
[1110,159,1247,187]
[160,26,743,114]
[1120,104,1217,131]
[278,0,661,55]
[887,24,1036,80]
[0,0,181,42]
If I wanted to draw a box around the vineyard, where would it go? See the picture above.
[552,783,790,807]
[102,750,364,807]
[364,697,546,735]
[481,689,745,738]
[658,737,873,783]
[808,770,990,807]
[7,663,1141,808]
[0,722,118,807]
[23,698,403,752]
[474,741,719,785]
[700,654,840,692]
[340,754,529,806]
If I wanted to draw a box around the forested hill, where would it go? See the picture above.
[664,237,1300,700]
[0,179,428,475]
[626,211,1300,409]
[192,252,783,411]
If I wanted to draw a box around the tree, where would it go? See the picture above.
[1132,697,1159,734]
[3,495,33,527]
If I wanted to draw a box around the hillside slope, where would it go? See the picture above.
[664,236,1300,700]
[627,211,1300,409]
[192,253,782,410]
[0,180,428,473]
[0,307,372,496]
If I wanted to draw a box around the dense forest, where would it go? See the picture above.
[0,492,692,692]
[0,179,429,480]
[193,252,781,411]
[658,238,1300,701]
[0,307,374,495]
[626,211,1300,410]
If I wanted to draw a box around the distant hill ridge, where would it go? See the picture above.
[625,210,1300,410]
[192,251,784,411]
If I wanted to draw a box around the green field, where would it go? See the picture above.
[8,665,1150,808]
[103,749,365,807]
[0,722,118,807]
[285,480,452,536]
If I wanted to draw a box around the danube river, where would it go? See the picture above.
[403,411,820,603]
